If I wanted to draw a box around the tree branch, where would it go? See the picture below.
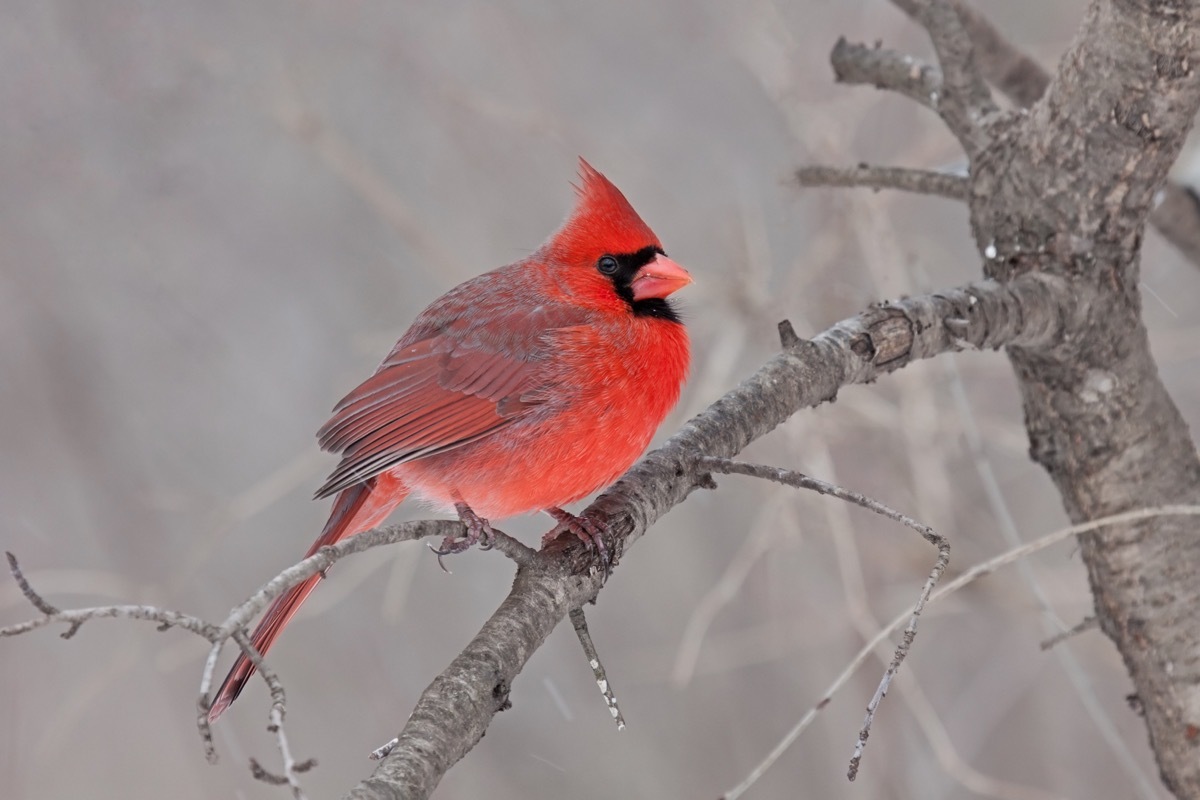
[891,0,1048,108]
[796,164,968,200]
[896,0,997,155]
[831,37,943,112]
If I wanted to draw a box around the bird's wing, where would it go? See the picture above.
[312,303,582,498]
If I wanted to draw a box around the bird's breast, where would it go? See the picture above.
[395,315,689,518]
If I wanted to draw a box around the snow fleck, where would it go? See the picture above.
[589,659,599,670]
[984,242,997,259]
[1080,370,1116,403]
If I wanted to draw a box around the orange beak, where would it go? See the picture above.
[630,254,693,301]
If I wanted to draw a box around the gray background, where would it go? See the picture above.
[3,1,1198,798]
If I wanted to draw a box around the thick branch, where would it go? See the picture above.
[892,0,1048,107]
[895,0,997,154]
[344,272,1077,800]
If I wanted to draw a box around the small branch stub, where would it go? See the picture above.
[570,607,625,731]
[778,319,802,349]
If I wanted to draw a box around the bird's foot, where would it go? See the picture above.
[543,507,610,570]
[429,502,496,572]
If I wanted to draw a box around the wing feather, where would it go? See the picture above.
[313,303,585,499]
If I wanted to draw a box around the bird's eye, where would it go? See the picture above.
[597,255,619,275]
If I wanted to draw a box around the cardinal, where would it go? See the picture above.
[207,159,692,721]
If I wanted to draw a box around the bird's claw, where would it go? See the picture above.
[544,508,611,574]
[430,503,496,572]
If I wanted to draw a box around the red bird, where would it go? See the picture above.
[207,160,692,722]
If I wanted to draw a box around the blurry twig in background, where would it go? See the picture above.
[670,492,792,688]
[1040,616,1098,652]
[272,77,465,281]
[720,505,1200,800]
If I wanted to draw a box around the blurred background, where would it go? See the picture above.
[3,1,1199,798]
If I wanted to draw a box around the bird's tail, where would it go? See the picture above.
[207,474,408,722]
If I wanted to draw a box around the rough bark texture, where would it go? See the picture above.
[962,2,1200,795]
[343,275,1076,799]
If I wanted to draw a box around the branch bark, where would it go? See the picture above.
[796,164,968,199]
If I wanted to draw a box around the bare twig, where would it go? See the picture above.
[196,520,464,708]
[796,164,968,200]
[569,607,625,730]
[6,551,61,616]
[808,435,1062,800]
[721,505,1200,799]
[6,520,462,786]
[3,551,220,643]
[264,695,318,799]
[697,457,949,779]
[831,38,943,111]
[225,628,317,798]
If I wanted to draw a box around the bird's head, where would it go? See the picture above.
[544,159,692,320]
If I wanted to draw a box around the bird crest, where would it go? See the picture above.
[549,158,661,263]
